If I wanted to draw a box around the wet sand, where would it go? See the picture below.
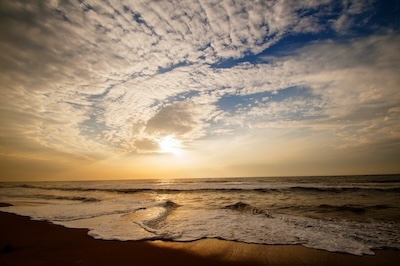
[0,208,399,265]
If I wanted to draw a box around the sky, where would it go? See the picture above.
[0,0,399,181]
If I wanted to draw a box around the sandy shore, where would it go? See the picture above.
[1,208,399,265]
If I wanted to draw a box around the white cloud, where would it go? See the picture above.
[331,0,374,33]
[250,34,400,149]
[0,0,397,166]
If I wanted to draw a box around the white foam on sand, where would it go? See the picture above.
[3,198,399,255]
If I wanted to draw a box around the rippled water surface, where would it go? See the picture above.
[1,175,399,255]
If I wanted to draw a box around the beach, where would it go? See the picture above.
[1,2,399,264]
[1,175,400,265]
[1,210,399,266]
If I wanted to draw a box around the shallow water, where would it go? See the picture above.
[1,175,399,255]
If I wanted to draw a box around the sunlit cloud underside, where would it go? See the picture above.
[0,0,399,181]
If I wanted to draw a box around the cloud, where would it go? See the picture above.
[1,0,399,180]
[331,0,373,33]
[144,98,217,141]
[249,34,400,150]
[134,138,159,153]
[146,102,196,136]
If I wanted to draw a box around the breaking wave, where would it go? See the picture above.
[223,202,273,217]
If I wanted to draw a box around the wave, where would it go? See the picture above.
[159,199,181,209]
[223,202,273,217]
[317,204,367,214]
[50,209,131,222]
[289,186,400,193]
[316,204,392,214]
[2,184,400,194]
[129,200,181,239]
[3,193,101,202]
[41,195,100,202]
[3,196,399,255]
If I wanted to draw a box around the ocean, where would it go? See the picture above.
[1,175,399,255]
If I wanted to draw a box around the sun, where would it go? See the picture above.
[158,136,183,156]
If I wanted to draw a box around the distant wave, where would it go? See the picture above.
[2,184,399,194]
[316,204,391,214]
[222,202,393,216]
[42,195,100,202]
[288,186,400,193]
[317,204,367,214]
[3,193,100,202]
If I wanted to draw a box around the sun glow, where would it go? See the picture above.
[158,136,183,156]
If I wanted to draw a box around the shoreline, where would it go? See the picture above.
[1,209,399,265]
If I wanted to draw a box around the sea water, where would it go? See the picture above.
[0,175,399,255]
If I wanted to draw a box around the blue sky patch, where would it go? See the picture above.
[217,87,313,113]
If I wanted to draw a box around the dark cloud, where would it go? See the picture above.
[134,138,159,152]
[146,102,195,135]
